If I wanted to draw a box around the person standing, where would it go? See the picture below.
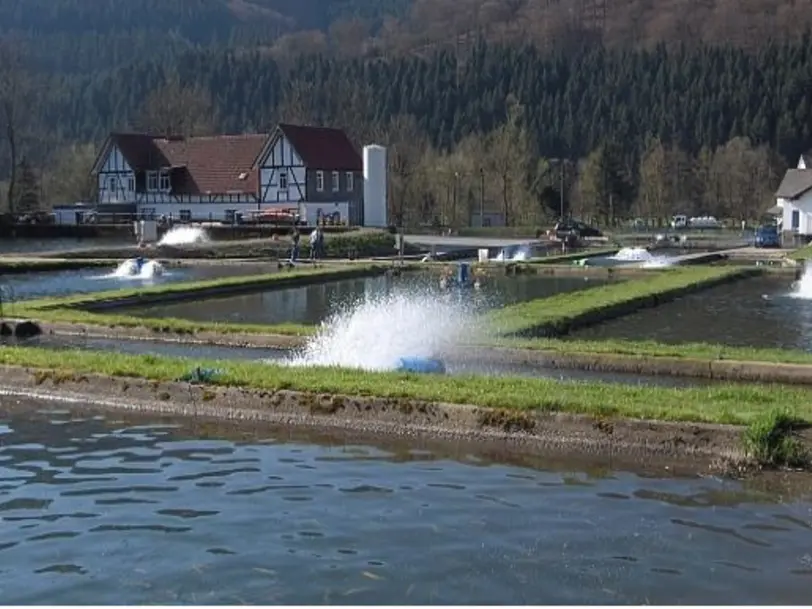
[309,227,320,263]
[290,228,300,262]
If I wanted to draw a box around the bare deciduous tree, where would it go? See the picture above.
[0,40,29,215]
[136,73,216,137]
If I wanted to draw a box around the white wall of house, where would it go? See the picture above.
[779,190,812,235]
[97,145,136,204]
[258,134,307,202]
[136,202,265,223]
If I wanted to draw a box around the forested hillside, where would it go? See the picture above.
[0,1,811,225]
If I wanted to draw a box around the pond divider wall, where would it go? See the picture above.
[74,266,392,311]
[517,268,758,338]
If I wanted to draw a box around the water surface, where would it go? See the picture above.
[0,402,811,604]
[126,273,611,326]
[569,275,812,350]
[0,264,273,302]
[0,237,125,256]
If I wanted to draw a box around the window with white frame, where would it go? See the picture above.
[159,170,171,192]
[346,171,354,191]
[224,209,237,224]
[108,177,117,191]
[331,171,340,192]
[127,176,135,191]
[316,170,324,192]
[146,171,159,192]
[278,170,288,190]
[179,209,192,222]
[141,207,156,220]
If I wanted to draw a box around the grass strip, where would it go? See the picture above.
[742,409,809,467]
[528,248,618,264]
[488,266,754,337]
[18,263,391,311]
[10,264,393,336]
[3,345,812,426]
[491,336,812,365]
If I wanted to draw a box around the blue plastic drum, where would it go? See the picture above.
[396,357,447,374]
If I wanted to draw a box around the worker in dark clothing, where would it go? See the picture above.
[290,228,300,262]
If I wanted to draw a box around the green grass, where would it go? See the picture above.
[4,345,812,426]
[492,336,812,365]
[527,248,618,264]
[11,263,392,336]
[488,266,754,336]
[18,263,391,311]
[789,244,812,260]
[742,409,809,467]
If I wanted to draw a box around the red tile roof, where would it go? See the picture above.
[277,123,363,171]
[96,124,362,196]
[153,134,266,195]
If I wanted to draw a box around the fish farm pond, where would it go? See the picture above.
[122,273,612,326]
[569,273,812,350]
[0,403,810,604]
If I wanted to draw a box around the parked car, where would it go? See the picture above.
[554,219,602,240]
[754,225,780,248]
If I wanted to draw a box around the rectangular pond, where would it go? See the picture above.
[122,272,614,326]
[568,274,812,350]
[2,402,811,604]
[0,262,276,302]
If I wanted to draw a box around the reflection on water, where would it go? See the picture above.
[0,264,271,301]
[569,276,812,350]
[127,274,610,326]
[0,402,811,604]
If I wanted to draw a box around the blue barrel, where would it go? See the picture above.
[457,262,470,285]
[396,357,447,374]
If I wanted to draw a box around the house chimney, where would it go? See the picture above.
[363,145,388,228]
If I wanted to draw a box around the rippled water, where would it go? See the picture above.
[1,401,812,604]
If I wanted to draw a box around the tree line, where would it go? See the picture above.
[1,36,810,224]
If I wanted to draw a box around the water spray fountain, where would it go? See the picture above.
[105,257,165,280]
[610,247,675,268]
[790,263,812,299]
[283,288,482,374]
[158,226,209,246]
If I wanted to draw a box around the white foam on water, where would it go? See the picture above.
[789,266,812,299]
[284,287,482,372]
[158,226,209,246]
[612,246,674,268]
[493,245,531,262]
[98,258,166,280]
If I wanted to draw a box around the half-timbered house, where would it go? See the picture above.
[89,123,366,225]
[255,123,363,225]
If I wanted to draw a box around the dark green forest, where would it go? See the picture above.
[1,1,811,224]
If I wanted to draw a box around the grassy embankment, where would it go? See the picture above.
[16,261,812,366]
[15,263,394,336]
[0,345,807,426]
[488,266,755,337]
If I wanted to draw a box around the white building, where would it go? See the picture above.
[87,123,383,226]
[773,151,812,243]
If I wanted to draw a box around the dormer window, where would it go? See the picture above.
[147,171,159,192]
